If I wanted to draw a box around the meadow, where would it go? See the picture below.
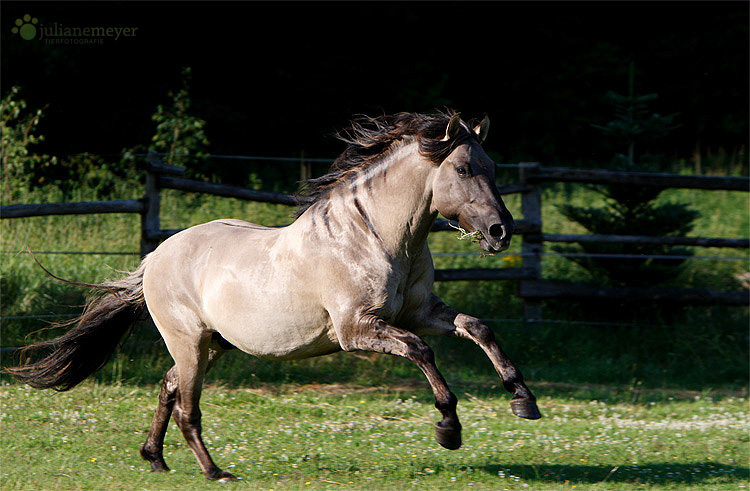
[1,381,747,490]
[1,176,748,490]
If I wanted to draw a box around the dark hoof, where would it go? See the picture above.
[210,470,238,483]
[434,421,462,450]
[217,473,238,483]
[150,462,170,473]
[140,446,170,472]
[510,398,542,420]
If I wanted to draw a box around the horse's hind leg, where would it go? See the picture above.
[140,365,178,472]
[140,344,227,473]
[145,316,236,481]
[172,340,236,482]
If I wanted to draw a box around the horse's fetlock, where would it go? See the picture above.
[140,443,156,459]
[140,443,170,472]
[436,391,458,411]
[501,366,525,388]
[434,390,459,421]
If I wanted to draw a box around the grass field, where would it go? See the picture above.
[1,381,747,490]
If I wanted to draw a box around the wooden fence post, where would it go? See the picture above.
[140,152,162,256]
[519,163,544,322]
[140,152,187,256]
[299,150,312,184]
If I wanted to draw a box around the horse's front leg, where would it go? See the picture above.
[337,314,462,450]
[418,296,542,420]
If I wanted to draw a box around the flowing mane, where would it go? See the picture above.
[295,111,477,216]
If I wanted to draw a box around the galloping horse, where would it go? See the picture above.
[6,112,541,482]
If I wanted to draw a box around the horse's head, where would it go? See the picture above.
[430,114,514,253]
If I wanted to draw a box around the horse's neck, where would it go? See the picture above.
[341,144,437,256]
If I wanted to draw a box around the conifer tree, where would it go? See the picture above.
[554,66,699,287]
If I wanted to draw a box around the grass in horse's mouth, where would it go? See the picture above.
[448,221,483,243]
[448,222,497,256]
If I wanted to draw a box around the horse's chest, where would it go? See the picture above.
[382,291,405,322]
[378,265,430,324]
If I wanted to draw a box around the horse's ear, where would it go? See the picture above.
[441,113,462,142]
[473,114,490,144]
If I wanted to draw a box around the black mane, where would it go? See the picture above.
[295,111,476,216]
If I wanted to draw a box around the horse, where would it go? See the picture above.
[5,111,541,482]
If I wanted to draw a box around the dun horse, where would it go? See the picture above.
[6,112,541,482]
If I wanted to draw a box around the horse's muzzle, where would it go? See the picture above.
[482,220,513,253]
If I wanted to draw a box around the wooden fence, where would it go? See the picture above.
[515,163,749,319]
[2,153,748,321]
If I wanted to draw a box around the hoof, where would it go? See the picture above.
[510,398,542,420]
[210,470,238,483]
[217,473,238,483]
[150,462,170,473]
[434,421,462,450]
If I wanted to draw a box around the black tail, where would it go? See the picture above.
[3,258,148,391]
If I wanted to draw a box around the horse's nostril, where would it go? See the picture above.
[488,223,505,239]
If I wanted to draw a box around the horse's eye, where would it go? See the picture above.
[456,166,468,177]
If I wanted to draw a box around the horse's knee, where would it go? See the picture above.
[464,319,496,345]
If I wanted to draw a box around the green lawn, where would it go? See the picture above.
[1,381,747,490]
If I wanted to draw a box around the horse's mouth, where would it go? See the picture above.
[453,217,512,254]
[479,235,510,254]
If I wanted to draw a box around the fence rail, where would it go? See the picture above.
[0,199,145,218]
[540,233,748,248]
[2,154,748,321]
[523,165,750,191]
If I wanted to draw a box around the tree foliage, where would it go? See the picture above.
[148,67,209,178]
[0,86,57,204]
[553,73,700,288]
[591,91,679,172]
[557,193,699,287]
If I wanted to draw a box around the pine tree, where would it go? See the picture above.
[554,66,699,288]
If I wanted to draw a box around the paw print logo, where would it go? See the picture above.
[12,14,38,41]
